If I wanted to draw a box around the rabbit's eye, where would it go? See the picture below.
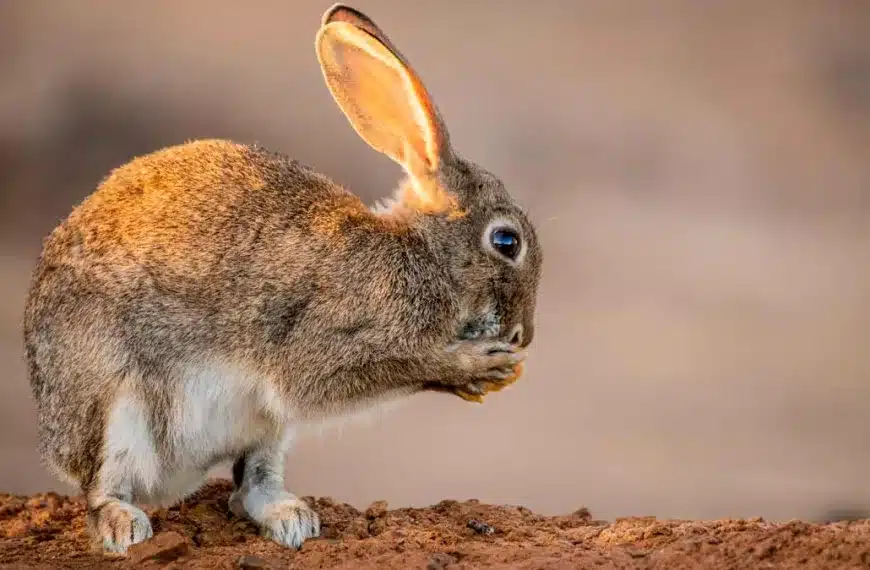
[490,228,521,260]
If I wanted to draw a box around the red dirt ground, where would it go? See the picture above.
[1,479,869,569]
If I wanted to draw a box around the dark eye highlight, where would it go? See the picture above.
[490,227,521,260]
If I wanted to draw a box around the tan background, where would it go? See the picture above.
[2,0,869,522]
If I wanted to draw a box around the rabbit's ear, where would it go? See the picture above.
[316,5,457,214]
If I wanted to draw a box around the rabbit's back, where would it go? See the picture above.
[28,139,377,351]
[47,139,362,293]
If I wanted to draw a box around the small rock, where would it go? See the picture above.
[128,531,189,564]
[44,493,61,512]
[25,497,45,509]
[319,524,340,540]
[237,554,270,569]
[365,500,389,519]
[427,552,457,570]
[368,517,388,536]
[467,519,495,535]
[346,518,371,539]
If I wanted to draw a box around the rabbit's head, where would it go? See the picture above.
[317,5,542,346]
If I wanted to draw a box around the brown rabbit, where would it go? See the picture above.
[22,3,541,553]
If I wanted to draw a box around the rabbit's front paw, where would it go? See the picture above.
[455,361,526,403]
[443,339,526,403]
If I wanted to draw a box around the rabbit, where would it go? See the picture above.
[22,2,542,554]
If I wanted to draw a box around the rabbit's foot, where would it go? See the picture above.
[230,488,320,549]
[88,498,154,553]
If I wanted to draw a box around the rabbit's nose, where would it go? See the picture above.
[507,324,524,347]
[506,322,534,348]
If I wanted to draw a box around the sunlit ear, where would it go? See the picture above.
[316,6,456,214]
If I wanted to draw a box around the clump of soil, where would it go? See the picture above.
[1,479,869,569]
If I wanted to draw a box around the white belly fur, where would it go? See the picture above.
[102,360,286,505]
[101,359,413,506]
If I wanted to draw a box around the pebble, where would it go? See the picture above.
[365,500,389,519]
[128,531,189,564]
[467,519,495,535]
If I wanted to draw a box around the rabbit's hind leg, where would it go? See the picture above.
[85,392,159,553]
[85,494,153,553]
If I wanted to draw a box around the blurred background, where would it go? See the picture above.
[2,0,870,522]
